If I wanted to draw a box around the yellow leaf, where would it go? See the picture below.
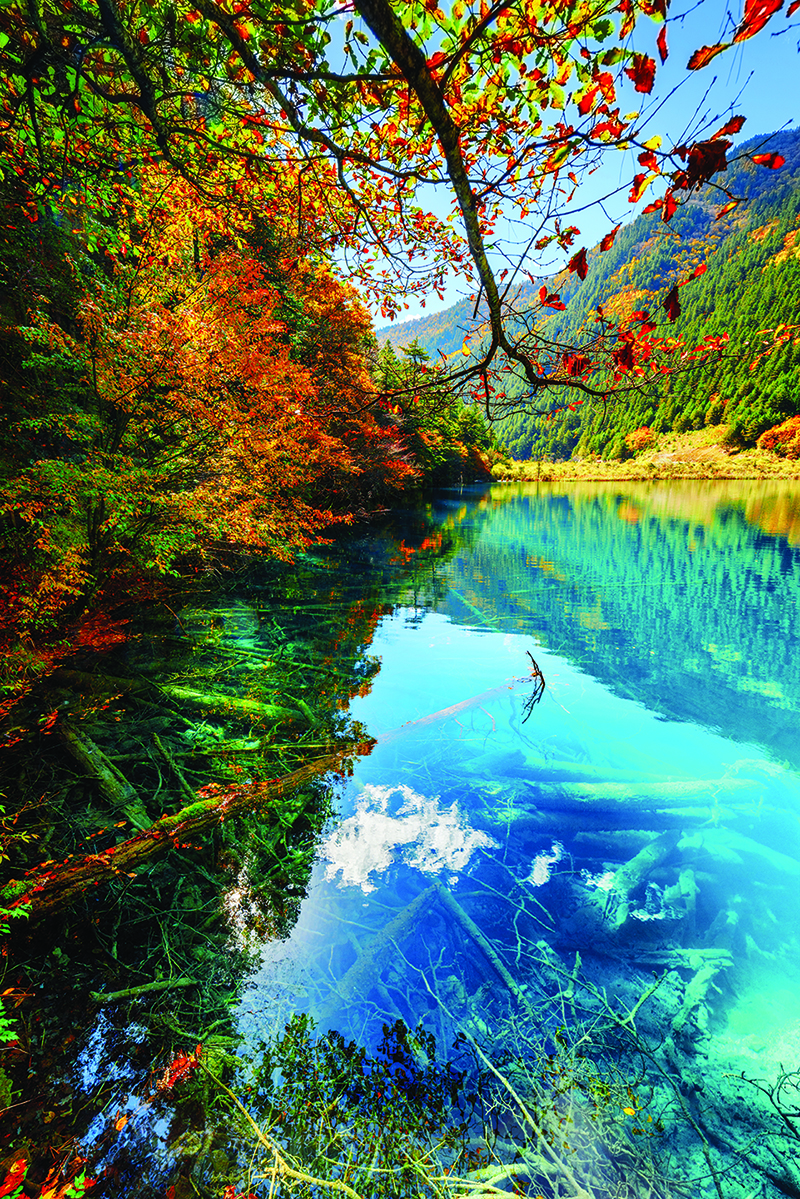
[623,1106,636,1116]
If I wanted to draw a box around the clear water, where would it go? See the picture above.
[49,478,800,1197]
[232,479,800,1195]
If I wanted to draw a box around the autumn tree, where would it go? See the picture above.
[2,0,796,420]
[0,157,419,626]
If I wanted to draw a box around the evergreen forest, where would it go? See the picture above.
[378,127,800,462]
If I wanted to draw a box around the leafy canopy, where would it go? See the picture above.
[1,0,796,417]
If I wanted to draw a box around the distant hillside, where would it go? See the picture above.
[377,128,800,461]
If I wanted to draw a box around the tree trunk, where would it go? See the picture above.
[1,748,354,924]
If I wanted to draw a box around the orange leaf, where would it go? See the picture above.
[687,42,729,69]
[600,224,621,251]
[715,199,740,219]
[751,152,785,169]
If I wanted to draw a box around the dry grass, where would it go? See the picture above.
[492,426,800,483]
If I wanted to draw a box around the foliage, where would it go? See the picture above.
[395,129,800,458]
[1,0,795,417]
[625,426,655,455]
[757,415,800,459]
[0,151,468,626]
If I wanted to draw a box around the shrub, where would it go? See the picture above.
[624,426,655,454]
[757,415,800,459]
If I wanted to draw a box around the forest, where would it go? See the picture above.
[1,0,800,1197]
[378,126,800,461]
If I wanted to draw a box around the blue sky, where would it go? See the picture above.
[370,1,799,325]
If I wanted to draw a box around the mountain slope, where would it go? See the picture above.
[377,129,800,460]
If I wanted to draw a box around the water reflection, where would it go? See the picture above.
[434,480,800,767]
[237,479,800,1199]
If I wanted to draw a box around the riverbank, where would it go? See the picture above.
[492,426,800,482]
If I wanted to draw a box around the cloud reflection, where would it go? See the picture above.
[322,783,497,892]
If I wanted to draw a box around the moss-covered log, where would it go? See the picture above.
[1,748,353,924]
[59,723,151,830]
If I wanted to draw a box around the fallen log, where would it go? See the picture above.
[377,676,531,743]
[90,976,197,1004]
[160,684,304,724]
[53,670,306,725]
[436,885,538,1023]
[1,748,354,924]
[525,777,760,809]
[315,883,438,1028]
[60,724,151,831]
[603,829,681,930]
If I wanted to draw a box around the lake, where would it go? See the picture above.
[6,478,800,1199]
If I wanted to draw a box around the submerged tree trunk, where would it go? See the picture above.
[1,748,356,924]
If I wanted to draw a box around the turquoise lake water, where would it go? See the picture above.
[233,479,800,1196]
[59,478,800,1198]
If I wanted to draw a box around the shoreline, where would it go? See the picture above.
[491,449,800,484]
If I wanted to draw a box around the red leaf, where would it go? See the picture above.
[751,152,786,169]
[623,53,656,93]
[663,285,681,322]
[788,0,800,14]
[599,224,621,251]
[692,262,708,278]
[577,85,600,116]
[713,115,746,138]
[685,138,730,186]
[687,42,729,69]
[629,173,649,203]
[662,190,678,221]
[0,1159,28,1199]
[568,248,588,279]
[733,0,783,43]
[562,352,588,376]
[638,149,659,172]
[657,25,668,63]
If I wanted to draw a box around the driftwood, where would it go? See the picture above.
[90,976,197,1004]
[436,885,537,1022]
[1,748,352,924]
[315,883,439,1027]
[59,723,151,830]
